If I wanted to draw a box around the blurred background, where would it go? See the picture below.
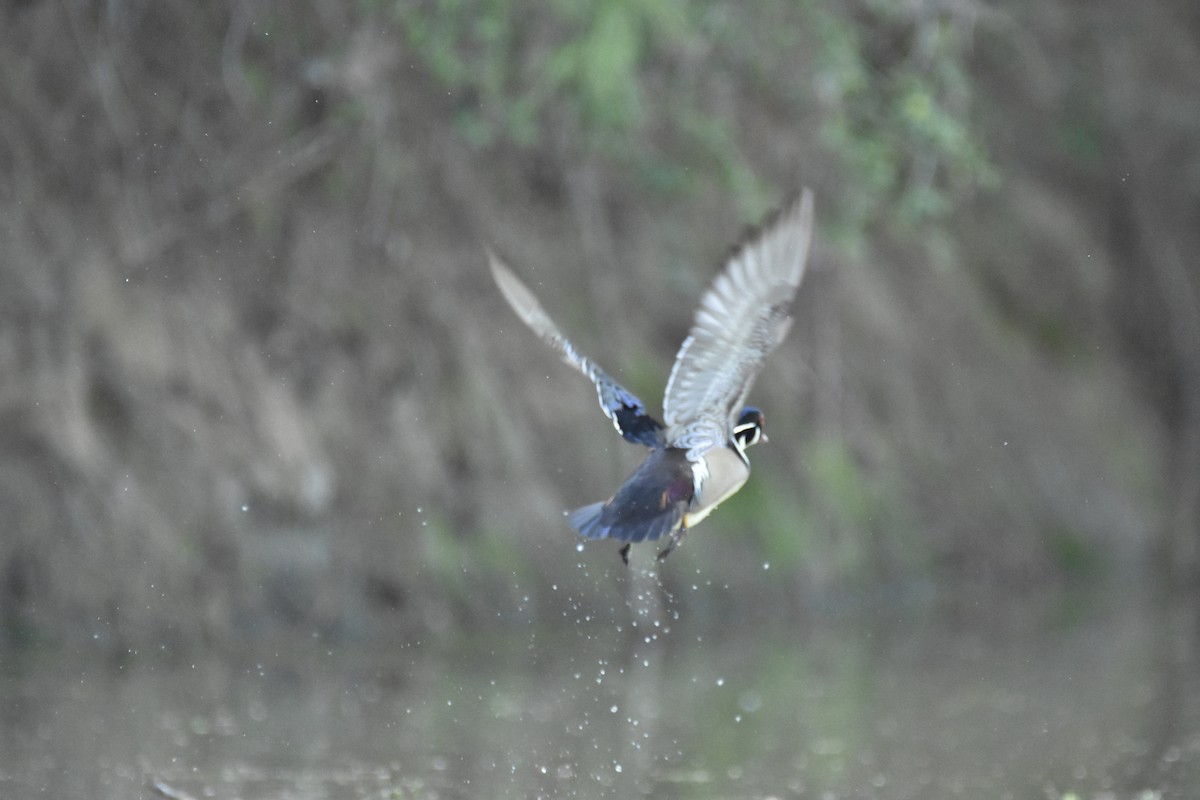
[0,0,1196,651]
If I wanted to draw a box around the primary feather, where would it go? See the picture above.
[489,251,666,448]
[663,190,814,456]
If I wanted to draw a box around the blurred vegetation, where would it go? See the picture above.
[0,0,1195,650]
[392,0,996,226]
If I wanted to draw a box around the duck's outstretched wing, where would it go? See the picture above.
[489,252,666,448]
[663,190,814,456]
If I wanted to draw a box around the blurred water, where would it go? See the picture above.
[2,582,1199,800]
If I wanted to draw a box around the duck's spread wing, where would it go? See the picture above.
[489,252,666,448]
[663,190,814,455]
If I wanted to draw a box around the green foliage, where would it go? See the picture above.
[806,435,927,582]
[420,512,468,597]
[809,438,876,528]
[391,1,994,230]
[421,514,534,609]
[393,0,689,148]
[722,477,815,573]
[682,634,873,783]
[720,433,928,587]
[1056,115,1103,166]
[1047,526,1104,578]
[812,4,997,236]
[806,437,874,575]
[676,108,774,218]
[241,62,273,104]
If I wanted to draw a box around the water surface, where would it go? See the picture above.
[3,582,1198,799]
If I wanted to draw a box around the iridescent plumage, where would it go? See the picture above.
[490,190,814,561]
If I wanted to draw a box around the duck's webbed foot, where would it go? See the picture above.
[656,523,688,562]
[619,543,632,565]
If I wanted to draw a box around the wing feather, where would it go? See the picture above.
[489,251,666,448]
[663,190,814,453]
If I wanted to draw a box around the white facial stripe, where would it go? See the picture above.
[691,458,709,493]
[733,421,761,447]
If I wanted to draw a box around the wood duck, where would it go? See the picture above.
[489,189,814,563]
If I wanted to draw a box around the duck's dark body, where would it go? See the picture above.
[568,448,696,544]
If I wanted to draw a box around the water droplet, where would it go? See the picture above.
[716,678,725,687]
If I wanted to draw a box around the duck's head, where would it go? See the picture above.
[734,407,767,449]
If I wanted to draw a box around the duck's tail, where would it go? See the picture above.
[566,502,607,540]
[566,500,684,544]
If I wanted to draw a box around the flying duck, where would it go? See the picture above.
[489,189,814,562]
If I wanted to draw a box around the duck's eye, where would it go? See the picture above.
[734,421,761,447]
